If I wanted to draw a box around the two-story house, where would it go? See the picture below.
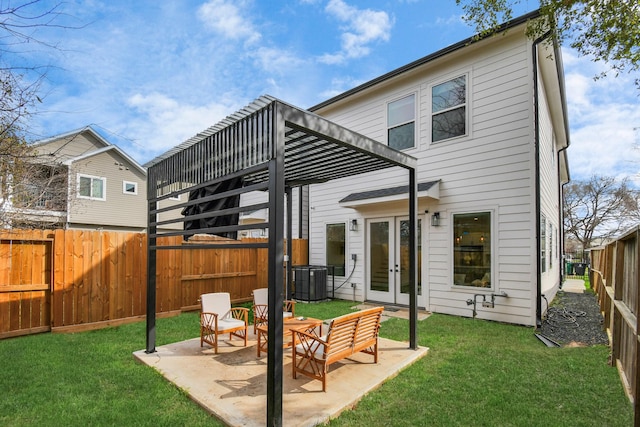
[8,126,149,231]
[147,10,569,327]
[306,10,569,326]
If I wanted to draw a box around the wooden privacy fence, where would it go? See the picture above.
[589,226,640,424]
[0,229,308,338]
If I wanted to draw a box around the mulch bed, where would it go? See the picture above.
[537,290,609,347]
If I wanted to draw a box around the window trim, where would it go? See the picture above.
[77,174,106,201]
[541,215,547,273]
[122,180,138,195]
[430,73,469,143]
[451,209,494,290]
[325,221,347,277]
[386,92,417,151]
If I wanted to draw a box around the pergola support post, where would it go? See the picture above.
[286,186,293,300]
[409,169,418,350]
[266,109,286,427]
[146,200,158,354]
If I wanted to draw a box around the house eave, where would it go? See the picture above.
[309,10,542,112]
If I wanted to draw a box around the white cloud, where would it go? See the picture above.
[434,14,464,26]
[319,0,393,64]
[198,0,261,45]
[249,47,307,74]
[126,92,238,162]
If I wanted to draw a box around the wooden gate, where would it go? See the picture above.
[0,234,54,338]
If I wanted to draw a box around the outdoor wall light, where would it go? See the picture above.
[350,219,358,231]
[431,212,441,227]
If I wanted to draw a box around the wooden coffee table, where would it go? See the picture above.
[256,316,323,357]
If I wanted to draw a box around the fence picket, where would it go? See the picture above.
[0,229,308,337]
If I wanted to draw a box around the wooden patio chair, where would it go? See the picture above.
[252,288,296,333]
[200,292,248,354]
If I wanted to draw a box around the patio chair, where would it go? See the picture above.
[200,292,248,354]
[252,288,296,333]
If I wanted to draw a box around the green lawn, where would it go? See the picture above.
[0,300,632,426]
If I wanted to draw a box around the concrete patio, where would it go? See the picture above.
[134,308,429,426]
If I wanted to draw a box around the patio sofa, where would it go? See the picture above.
[290,306,384,391]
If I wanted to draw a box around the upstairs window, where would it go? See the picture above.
[78,174,105,200]
[123,181,138,195]
[387,94,415,150]
[432,75,466,142]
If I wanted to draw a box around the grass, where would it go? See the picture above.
[0,300,633,426]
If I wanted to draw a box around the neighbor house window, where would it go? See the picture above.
[432,75,466,142]
[541,215,547,273]
[326,223,346,276]
[123,181,138,195]
[387,94,415,150]
[453,212,491,287]
[78,174,105,200]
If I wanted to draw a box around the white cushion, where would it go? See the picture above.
[217,318,245,332]
[295,335,328,359]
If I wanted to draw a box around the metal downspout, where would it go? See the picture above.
[532,30,552,328]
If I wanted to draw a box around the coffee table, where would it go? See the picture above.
[256,316,323,357]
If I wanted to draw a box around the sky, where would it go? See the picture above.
[7,0,640,183]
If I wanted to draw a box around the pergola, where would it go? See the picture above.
[145,95,418,426]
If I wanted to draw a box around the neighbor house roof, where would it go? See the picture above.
[34,126,146,175]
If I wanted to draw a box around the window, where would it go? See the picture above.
[541,215,547,273]
[432,75,466,142]
[387,94,415,150]
[123,181,138,195]
[326,223,346,276]
[549,223,553,269]
[453,212,491,287]
[78,174,105,200]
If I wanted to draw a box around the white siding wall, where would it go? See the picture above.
[537,62,562,304]
[311,29,544,325]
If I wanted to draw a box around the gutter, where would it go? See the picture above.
[310,10,542,112]
[533,27,571,327]
[533,31,550,328]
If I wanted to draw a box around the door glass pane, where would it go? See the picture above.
[400,219,422,295]
[370,221,389,292]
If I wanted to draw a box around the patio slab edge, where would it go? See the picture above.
[133,336,428,427]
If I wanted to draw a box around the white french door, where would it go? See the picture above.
[366,217,422,305]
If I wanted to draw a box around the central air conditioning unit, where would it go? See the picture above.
[293,265,328,302]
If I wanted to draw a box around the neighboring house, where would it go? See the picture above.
[306,10,569,327]
[6,126,148,231]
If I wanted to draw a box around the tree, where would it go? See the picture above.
[455,0,640,88]
[563,175,635,255]
[0,1,73,228]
